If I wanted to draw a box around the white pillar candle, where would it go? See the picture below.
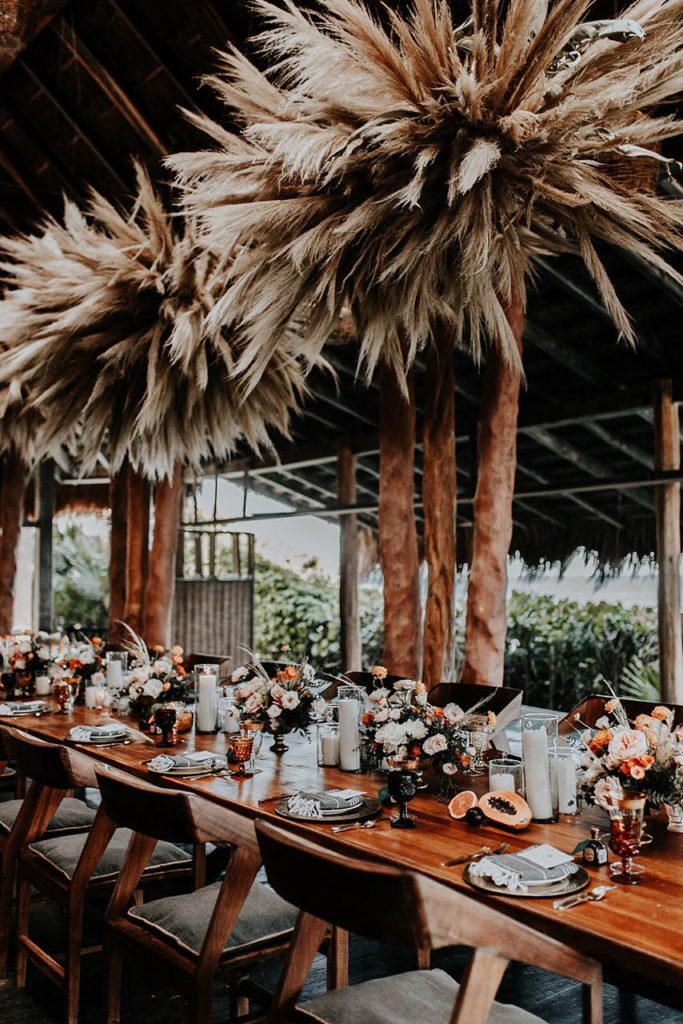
[522,726,554,820]
[35,675,51,696]
[84,687,98,709]
[338,697,361,771]
[222,707,240,734]
[321,732,340,766]
[197,674,218,732]
[490,772,516,792]
[106,661,123,689]
[557,754,578,814]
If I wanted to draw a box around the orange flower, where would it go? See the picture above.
[283,665,298,681]
[176,665,186,677]
[630,764,646,780]
[619,754,655,779]
[372,665,388,679]
[589,728,612,753]
[91,636,103,647]
[432,707,444,718]
[361,711,374,726]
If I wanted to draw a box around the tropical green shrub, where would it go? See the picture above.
[503,592,658,710]
[53,523,109,633]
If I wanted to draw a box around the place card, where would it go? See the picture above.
[518,844,575,869]
[327,788,366,799]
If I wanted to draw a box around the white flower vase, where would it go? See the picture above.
[665,804,683,832]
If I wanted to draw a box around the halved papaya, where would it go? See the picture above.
[478,791,532,831]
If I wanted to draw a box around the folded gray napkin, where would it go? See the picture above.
[70,724,128,742]
[148,751,227,773]
[0,701,45,715]
[469,851,579,892]
[287,790,363,818]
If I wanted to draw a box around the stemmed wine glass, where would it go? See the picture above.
[228,733,254,779]
[154,706,177,748]
[243,720,264,773]
[606,794,646,884]
[387,766,418,829]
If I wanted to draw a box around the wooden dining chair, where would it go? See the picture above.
[0,726,97,976]
[8,730,193,1024]
[255,821,604,1024]
[96,765,301,1024]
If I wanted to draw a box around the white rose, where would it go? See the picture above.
[389,708,402,720]
[373,708,389,723]
[153,658,172,675]
[375,721,407,751]
[91,671,105,687]
[593,776,624,810]
[422,733,447,756]
[270,684,285,701]
[415,691,428,706]
[442,762,458,775]
[281,691,300,710]
[606,728,648,767]
[267,704,282,718]
[231,666,249,682]
[142,679,163,699]
[405,719,428,740]
[131,667,150,684]
[443,703,464,725]
[393,679,416,691]
[369,688,390,704]
[245,694,264,714]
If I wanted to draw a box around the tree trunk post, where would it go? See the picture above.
[338,444,362,672]
[37,460,55,632]
[422,325,456,689]
[0,453,27,634]
[125,464,150,636]
[461,295,524,686]
[143,463,184,648]
[654,379,683,702]
[108,464,128,645]
[379,362,420,678]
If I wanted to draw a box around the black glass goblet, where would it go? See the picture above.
[387,768,418,829]
[154,706,177,747]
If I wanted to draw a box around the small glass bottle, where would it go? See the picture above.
[582,826,608,866]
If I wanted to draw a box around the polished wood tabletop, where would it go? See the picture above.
[7,704,683,1001]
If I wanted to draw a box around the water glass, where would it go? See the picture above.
[458,715,491,775]
[317,723,340,767]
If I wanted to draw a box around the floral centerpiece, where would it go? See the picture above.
[55,636,106,702]
[116,626,190,725]
[231,655,325,752]
[0,631,55,696]
[360,666,496,781]
[579,697,683,826]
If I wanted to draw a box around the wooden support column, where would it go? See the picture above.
[338,444,361,672]
[37,460,54,632]
[422,324,456,689]
[143,463,184,648]
[124,464,150,636]
[654,379,683,702]
[462,295,524,686]
[108,464,128,644]
[0,453,27,634]
[379,361,420,678]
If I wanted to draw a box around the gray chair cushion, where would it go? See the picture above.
[300,968,545,1024]
[128,879,297,957]
[0,797,96,835]
[28,828,190,880]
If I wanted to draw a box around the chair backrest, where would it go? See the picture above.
[429,682,523,736]
[256,819,602,977]
[343,671,407,692]
[3,726,98,789]
[96,765,257,850]
[559,693,683,736]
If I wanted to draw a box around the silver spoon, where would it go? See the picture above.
[331,818,388,834]
[554,884,617,911]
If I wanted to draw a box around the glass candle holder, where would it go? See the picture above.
[488,757,525,796]
[521,712,559,823]
[105,651,128,690]
[317,723,340,767]
[337,685,362,772]
[457,715,491,775]
[552,745,580,817]
[195,664,219,733]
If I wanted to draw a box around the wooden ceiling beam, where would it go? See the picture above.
[524,320,617,390]
[516,462,623,529]
[53,19,170,158]
[17,55,129,192]
[583,421,653,471]
[0,139,39,207]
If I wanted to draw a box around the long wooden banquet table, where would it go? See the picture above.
[9,705,683,1010]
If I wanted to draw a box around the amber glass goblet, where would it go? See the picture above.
[228,733,254,778]
[608,794,645,885]
[53,680,71,714]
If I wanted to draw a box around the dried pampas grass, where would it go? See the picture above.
[0,164,311,478]
[171,0,683,388]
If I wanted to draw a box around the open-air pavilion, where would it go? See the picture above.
[1,2,683,1024]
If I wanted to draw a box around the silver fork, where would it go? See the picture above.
[442,841,509,867]
[331,818,388,834]
[554,884,617,911]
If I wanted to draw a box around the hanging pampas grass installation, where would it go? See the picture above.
[0,163,310,480]
[171,0,683,389]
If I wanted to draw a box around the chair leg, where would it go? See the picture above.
[65,903,84,1024]
[326,926,349,989]
[192,978,213,1024]
[14,874,30,989]
[0,857,15,975]
[106,940,124,1024]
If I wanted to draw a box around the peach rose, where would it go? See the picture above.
[607,728,648,765]
[605,698,621,714]
[589,728,612,754]
[634,714,656,733]
[372,665,388,679]
[652,705,674,724]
